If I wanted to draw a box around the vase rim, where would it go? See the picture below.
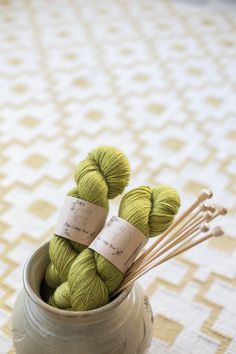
[23,241,133,317]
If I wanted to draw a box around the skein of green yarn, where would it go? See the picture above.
[44,146,131,289]
[49,185,180,311]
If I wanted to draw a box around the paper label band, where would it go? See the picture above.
[54,196,108,245]
[89,216,148,274]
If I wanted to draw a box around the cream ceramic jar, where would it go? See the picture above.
[11,242,154,354]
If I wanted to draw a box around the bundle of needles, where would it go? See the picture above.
[114,189,227,295]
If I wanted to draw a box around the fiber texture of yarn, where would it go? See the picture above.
[44,146,130,289]
[49,185,180,311]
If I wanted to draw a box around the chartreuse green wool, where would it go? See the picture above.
[48,185,180,311]
[44,146,130,290]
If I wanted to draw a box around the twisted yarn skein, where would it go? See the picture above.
[49,185,181,311]
[44,146,131,289]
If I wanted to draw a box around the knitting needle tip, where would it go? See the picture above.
[219,206,228,215]
[198,189,213,202]
[204,211,213,222]
[200,203,215,212]
[200,223,209,232]
[212,226,225,237]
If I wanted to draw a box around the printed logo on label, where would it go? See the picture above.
[102,217,131,256]
[63,199,99,242]
[54,197,108,245]
[90,216,147,273]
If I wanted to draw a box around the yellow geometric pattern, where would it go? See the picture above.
[0,0,236,353]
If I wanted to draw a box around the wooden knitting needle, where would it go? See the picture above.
[211,206,228,219]
[129,205,226,276]
[125,222,210,284]
[119,227,223,292]
[127,205,227,280]
[126,211,212,278]
[168,223,209,254]
[115,227,224,294]
[132,189,213,269]
[132,202,224,274]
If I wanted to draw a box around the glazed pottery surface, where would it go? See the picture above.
[12,242,154,354]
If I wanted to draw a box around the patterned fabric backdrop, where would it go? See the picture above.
[0,0,236,353]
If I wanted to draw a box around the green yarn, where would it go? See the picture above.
[120,185,181,236]
[44,146,130,289]
[48,185,180,311]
